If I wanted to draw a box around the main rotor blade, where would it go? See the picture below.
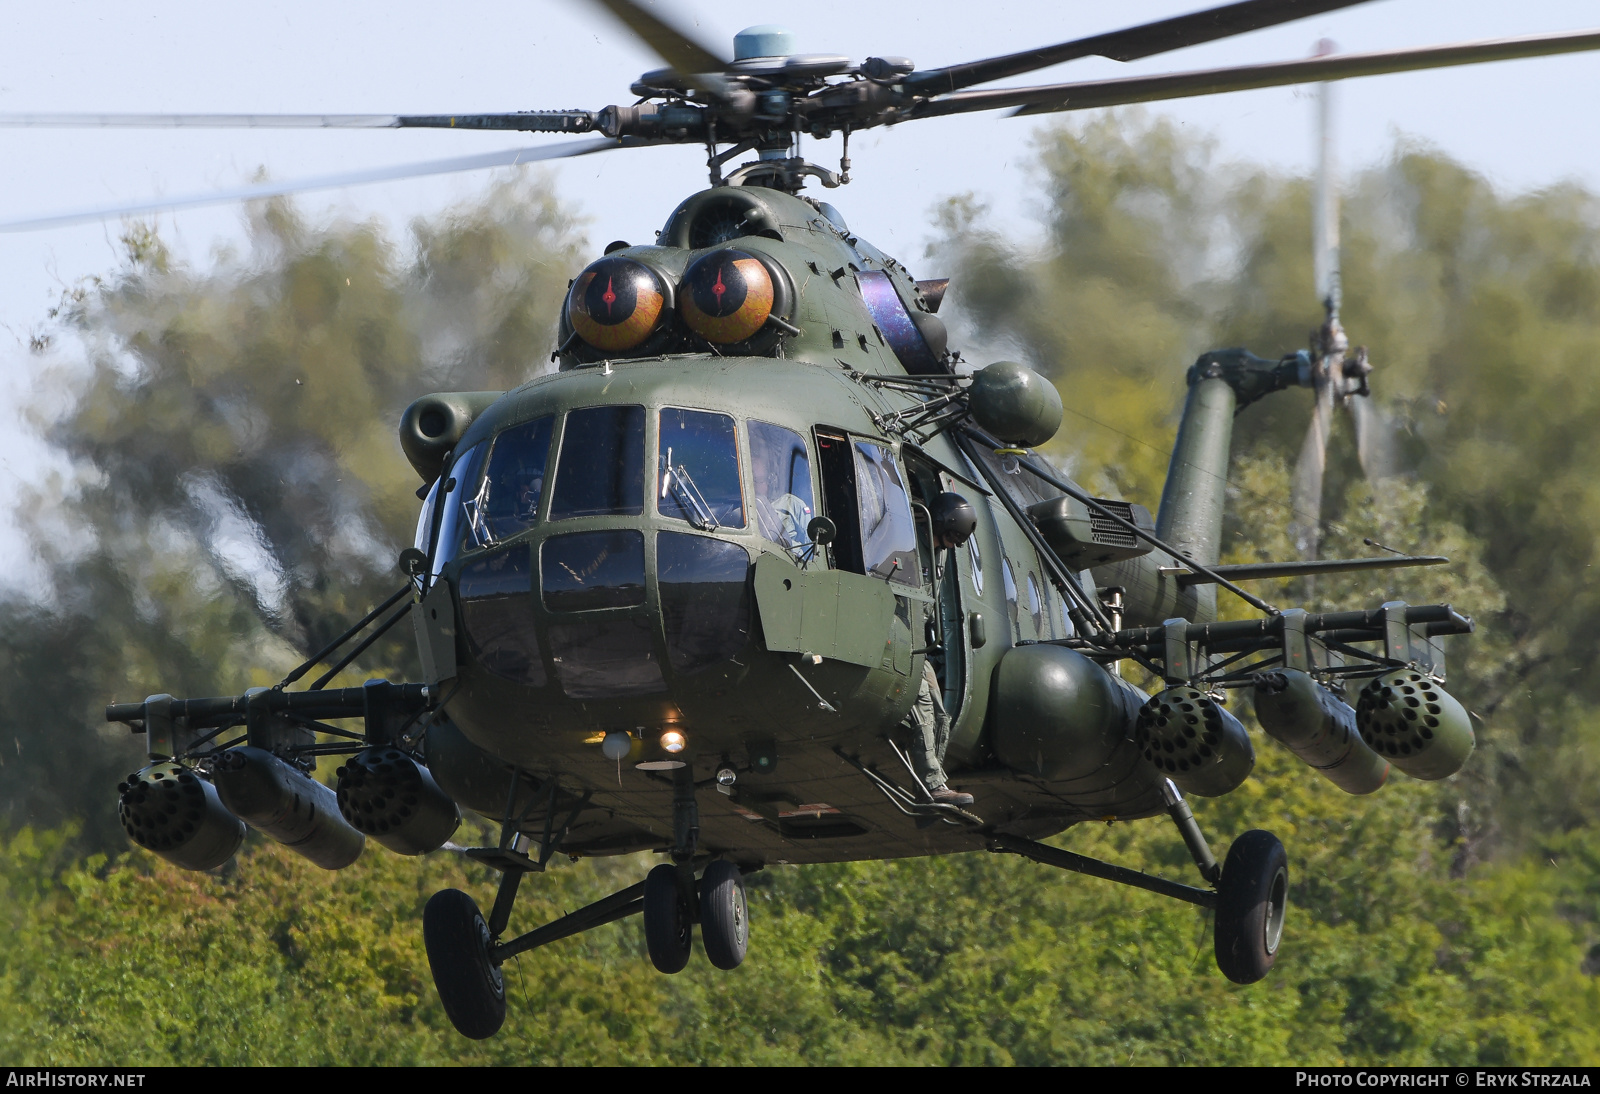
[583,0,729,75]
[0,111,598,133]
[912,27,1600,118]
[0,137,641,233]
[904,0,1376,96]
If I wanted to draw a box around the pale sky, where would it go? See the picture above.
[3,0,1599,583]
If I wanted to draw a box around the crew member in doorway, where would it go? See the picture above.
[907,490,979,806]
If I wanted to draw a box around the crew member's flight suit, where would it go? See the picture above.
[906,662,954,792]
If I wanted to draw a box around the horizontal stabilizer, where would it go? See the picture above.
[1170,555,1447,586]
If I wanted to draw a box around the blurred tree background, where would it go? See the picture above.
[0,116,1597,1064]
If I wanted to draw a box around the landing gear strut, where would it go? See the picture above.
[421,772,755,1038]
[990,779,1289,986]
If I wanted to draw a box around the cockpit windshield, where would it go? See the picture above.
[657,408,745,531]
[474,416,554,542]
[550,405,646,520]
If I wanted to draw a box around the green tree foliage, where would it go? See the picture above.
[1,128,1598,1064]
[936,111,1600,850]
[0,177,583,842]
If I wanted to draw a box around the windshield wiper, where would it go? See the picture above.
[462,478,496,548]
[660,449,719,531]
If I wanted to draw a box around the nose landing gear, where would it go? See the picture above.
[423,857,755,1039]
[643,862,695,973]
[698,859,750,970]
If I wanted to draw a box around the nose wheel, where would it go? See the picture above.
[699,860,749,970]
[643,863,695,973]
[643,860,750,973]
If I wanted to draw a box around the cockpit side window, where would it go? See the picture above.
[474,416,554,543]
[550,405,645,520]
[657,408,745,530]
[852,441,920,587]
[749,421,815,555]
[431,441,488,575]
[414,476,440,554]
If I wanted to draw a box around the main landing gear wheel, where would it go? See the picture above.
[1213,829,1289,985]
[643,863,694,973]
[423,888,506,1039]
[699,860,749,970]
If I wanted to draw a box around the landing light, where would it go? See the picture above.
[660,730,687,754]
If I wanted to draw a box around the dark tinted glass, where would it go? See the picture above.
[547,617,666,699]
[476,416,554,542]
[550,405,645,519]
[749,421,815,551]
[541,529,646,612]
[852,441,919,587]
[458,543,546,687]
[658,408,745,529]
[658,532,751,675]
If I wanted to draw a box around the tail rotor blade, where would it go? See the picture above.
[1348,390,1398,481]
[1312,40,1341,319]
[1290,378,1335,559]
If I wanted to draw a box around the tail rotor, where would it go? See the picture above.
[1288,41,1397,559]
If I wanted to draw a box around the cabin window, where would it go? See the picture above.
[851,441,920,587]
[540,529,647,612]
[458,543,546,688]
[657,408,745,530]
[658,532,751,675]
[967,529,983,594]
[470,416,554,543]
[749,421,815,553]
[549,405,645,519]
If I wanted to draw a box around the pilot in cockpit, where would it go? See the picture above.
[750,421,816,558]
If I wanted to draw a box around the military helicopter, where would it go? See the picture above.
[28,0,1595,1041]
